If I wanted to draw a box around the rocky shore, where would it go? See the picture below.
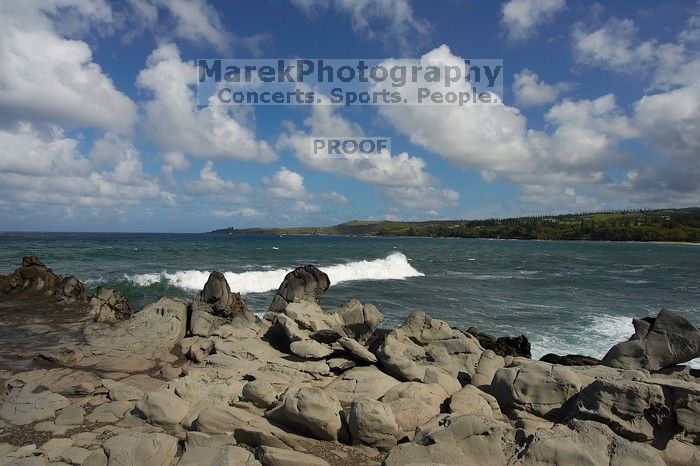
[0,256,698,465]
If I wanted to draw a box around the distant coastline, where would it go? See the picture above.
[212,207,700,243]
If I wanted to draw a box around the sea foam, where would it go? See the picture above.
[124,251,423,295]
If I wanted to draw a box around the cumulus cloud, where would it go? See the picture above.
[161,152,190,175]
[277,104,437,189]
[375,44,657,212]
[263,167,311,200]
[501,0,566,43]
[213,207,262,219]
[291,0,430,53]
[137,44,276,163]
[383,187,460,211]
[0,1,136,132]
[185,161,252,197]
[321,191,349,204]
[124,0,237,52]
[0,124,174,209]
[512,69,572,107]
[535,94,638,170]
[572,18,658,70]
[374,45,533,174]
[634,84,700,158]
[571,11,700,206]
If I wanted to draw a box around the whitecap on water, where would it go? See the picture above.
[123,251,423,295]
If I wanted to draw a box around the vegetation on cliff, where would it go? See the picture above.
[212,207,700,242]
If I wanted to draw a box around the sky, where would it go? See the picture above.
[0,0,698,232]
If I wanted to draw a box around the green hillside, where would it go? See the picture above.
[212,208,700,242]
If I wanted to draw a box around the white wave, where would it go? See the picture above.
[124,251,423,295]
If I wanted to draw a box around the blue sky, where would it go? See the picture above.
[0,0,698,232]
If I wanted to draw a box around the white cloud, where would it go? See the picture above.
[375,45,657,212]
[137,44,276,162]
[213,207,262,219]
[0,124,174,208]
[634,84,700,158]
[321,191,349,204]
[0,1,136,132]
[278,103,437,188]
[501,0,566,43]
[374,45,533,174]
[293,200,321,213]
[185,161,252,196]
[572,11,700,199]
[291,0,430,53]
[125,0,230,51]
[572,18,657,70]
[513,69,572,107]
[162,151,190,175]
[535,94,638,170]
[383,187,460,211]
[263,167,310,200]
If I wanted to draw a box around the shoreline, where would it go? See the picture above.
[0,256,698,465]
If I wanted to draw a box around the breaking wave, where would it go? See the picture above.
[124,251,423,295]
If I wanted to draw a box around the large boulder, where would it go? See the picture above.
[520,419,665,466]
[573,378,671,443]
[254,446,330,466]
[102,432,178,466]
[190,271,256,337]
[380,382,448,434]
[268,265,330,312]
[383,414,517,466]
[242,380,278,409]
[377,311,483,383]
[289,339,333,359]
[449,385,501,417]
[265,386,344,441]
[40,297,188,372]
[0,380,69,425]
[88,286,134,321]
[0,256,86,303]
[348,398,402,450]
[326,366,401,403]
[489,359,582,420]
[331,299,383,342]
[136,389,189,426]
[602,309,700,371]
[179,445,261,466]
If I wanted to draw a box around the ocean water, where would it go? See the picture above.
[1,232,698,366]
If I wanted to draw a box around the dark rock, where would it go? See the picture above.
[0,256,87,303]
[56,276,87,303]
[22,255,45,267]
[540,353,602,366]
[309,329,343,344]
[366,328,391,355]
[189,271,256,337]
[89,286,134,321]
[602,309,700,370]
[466,327,531,358]
[268,265,330,313]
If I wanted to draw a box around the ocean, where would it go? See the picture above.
[1,232,698,366]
